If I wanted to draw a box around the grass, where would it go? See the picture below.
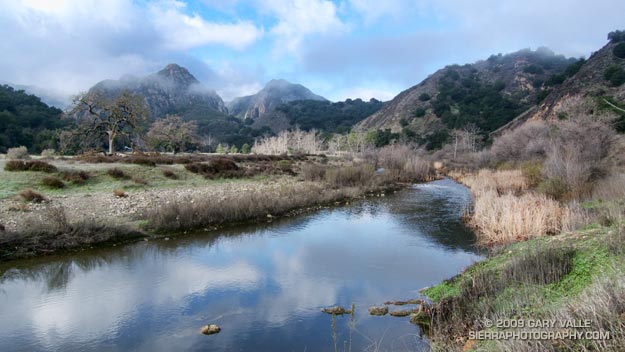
[422,224,625,351]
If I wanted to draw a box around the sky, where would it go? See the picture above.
[1,0,624,106]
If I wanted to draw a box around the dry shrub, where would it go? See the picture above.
[7,146,30,159]
[300,163,326,181]
[146,183,365,232]
[471,191,566,244]
[162,169,178,180]
[40,149,56,158]
[184,158,244,179]
[461,169,528,195]
[490,120,549,164]
[5,160,57,173]
[107,168,128,179]
[41,176,65,189]
[19,189,46,203]
[62,170,90,184]
[324,163,375,188]
[502,246,575,285]
[377,144,412,170]
[376,144,434,182]
[113,189,127,198]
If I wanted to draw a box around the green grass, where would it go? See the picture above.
[423,222,625,351]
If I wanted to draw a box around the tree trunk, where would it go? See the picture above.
[108,131,115,155]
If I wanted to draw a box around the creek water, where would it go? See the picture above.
[0,178,482,351]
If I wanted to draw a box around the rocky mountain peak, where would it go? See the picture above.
[156,63,199,87]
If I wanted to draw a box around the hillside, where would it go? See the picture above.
[356,48,578,147]
[255,98,384,133]
[228,79,326,120]
[0,85,68,153]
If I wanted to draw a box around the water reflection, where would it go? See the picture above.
[0,178,481,351]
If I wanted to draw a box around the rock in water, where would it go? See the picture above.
[321,306,349,315]
[389,310,411,317]
[201,324,221,335]
[368,306,389,316]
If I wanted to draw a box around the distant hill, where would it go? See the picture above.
[0,84,68,153]
[228,79,327,121]
[356,48,578,148]
[491,31,625,138]
[258,98,385,134]
[81,64,259,146]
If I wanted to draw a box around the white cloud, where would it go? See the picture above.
[263,0,346,53]
[149,0,263,51]
[333,86,398,102]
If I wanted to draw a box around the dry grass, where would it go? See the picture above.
[5,160,57,173]
[145,182,379,232]
[460,169,578,244]
[113,189,127,198]
[41,176,65,189]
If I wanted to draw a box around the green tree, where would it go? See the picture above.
[147,115,198,154]
[613,43,625,59]
[229,145,238,154]
[241,143,250,154]
[215,143,225,154]
[71,90,148,155]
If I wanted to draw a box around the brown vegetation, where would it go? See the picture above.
[61,170,90,184]
[18,189,46,203]
[113,189,127,198]
[107,168,128,179]
[5,160,57,173]
[41,176,65,189]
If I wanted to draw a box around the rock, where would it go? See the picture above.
[321,306,350,315]
[368,306,388,316]
[201,324,221,335]
[389,310,411,317]
[384,299,424,306]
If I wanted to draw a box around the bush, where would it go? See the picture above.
[19,189,46,203]
[4,160,57,173]
[502,246,575,285]
[613,42,625,59]
[490,121,549,164]
[537,178,568,200]
[324,164,375,188]
[41,176,65,189]
[107,168,128,179]
[418,93,431,101]
[132,176,148,185]
[300,163,326,181]
[414,108,426,117]
[519,161,543,188]
[162,170,178,180]
[40,149,56,158]
[113,189,127,198]
[604,65,625,86]
[7,146,29,159]
[61,170,90,184]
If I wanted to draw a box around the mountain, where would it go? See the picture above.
[2,83,70,109]
[257,98,385,133]
[0,84,68,153]
[228,79,327,121]
[89,63,227,119]
[356,48,578,148]
[492,33,625,137]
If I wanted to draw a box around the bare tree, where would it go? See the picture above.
[147,115,199,154]
[70,90,148,155]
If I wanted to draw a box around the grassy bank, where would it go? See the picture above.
[422,223,625,351]
[0,149,434,261]
[421,167,625,351]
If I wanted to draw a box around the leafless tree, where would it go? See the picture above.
[147,115,199,154]
[70,90,148,155]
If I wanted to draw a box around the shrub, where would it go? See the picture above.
[418,93,431,101]
[324,163,375,188]
[162,170,178,180]
[490,121,549,164]
[7,146,29,159]
[276,160,293,173]
[414,107,426,117]
[613,42,625,59]
[300,163,326,181]
[604,65,625,87]
[132,176,148,185]
[129,157,156,167]
[519,161,543,188]
[19,189,46,203]
[537,177,568,200]
[107,168,128,179]
[40,149,56,158]
[502,246,574,285]
[41,176,65,189]
[399,118,409,127]
[5,160,57,173]
[62,170,90,184]
[113,189,127,198]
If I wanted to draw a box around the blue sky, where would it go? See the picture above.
[1,0,624,106]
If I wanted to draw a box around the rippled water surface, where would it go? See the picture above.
[0,178,482,351]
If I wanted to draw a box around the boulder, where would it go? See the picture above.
[368,306,389,316]
[200,324,221,335]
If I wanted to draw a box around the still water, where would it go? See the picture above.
[0,178,482,351]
